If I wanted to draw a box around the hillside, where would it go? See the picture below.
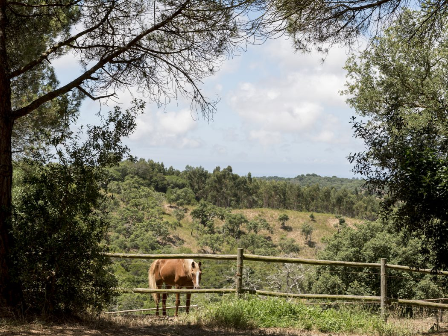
[98,159,447,321]
[103,159,375,312]
[161,205,359,259]
[106,190,363,311]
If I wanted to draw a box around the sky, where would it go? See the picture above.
[53,37,365,179]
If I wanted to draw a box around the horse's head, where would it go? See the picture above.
[190,261,202,289]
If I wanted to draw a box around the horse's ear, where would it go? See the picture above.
[191,261,195,269]
[199,261,202,268]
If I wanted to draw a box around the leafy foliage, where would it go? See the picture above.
[345,9,448,269]
[107,160,380,221]
[12,161,117,316]
[301,223,314,243]
[311,220,447,300]
[10,103,141,316]
[278,214,289,229]
[258,174,365,192]
[189,296,397,334]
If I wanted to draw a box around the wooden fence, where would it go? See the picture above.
[106,248,448,319]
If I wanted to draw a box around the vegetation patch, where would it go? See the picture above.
[186,296,413,335]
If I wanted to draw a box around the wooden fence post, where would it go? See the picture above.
[381,258,387,320]
[236,248,243,297]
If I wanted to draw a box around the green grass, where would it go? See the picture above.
[185,296,415,335]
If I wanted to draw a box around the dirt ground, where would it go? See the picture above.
[0,316,326,336]
[1,315,448,336]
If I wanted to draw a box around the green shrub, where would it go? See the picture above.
[12,161,117,316]
[187,296,411,335]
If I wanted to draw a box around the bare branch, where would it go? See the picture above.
[77,85,116,100]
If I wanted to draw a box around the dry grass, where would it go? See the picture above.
[163,205,364,258]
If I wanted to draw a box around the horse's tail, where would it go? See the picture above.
[148,260,160,303]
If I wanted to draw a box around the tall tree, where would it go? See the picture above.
[0,0,267,311]
[344,9,448,270]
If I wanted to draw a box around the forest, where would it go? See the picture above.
[107,159,380,220]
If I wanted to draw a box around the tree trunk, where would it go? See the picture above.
[0,115,15,312]
[0,0,20,312]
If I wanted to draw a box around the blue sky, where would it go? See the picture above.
[54,37,364,178]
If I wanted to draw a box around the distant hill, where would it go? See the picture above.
[256,174,365,192]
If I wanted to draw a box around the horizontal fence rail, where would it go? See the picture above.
[105,250,448,317]
[391,299,448,309]
[105,305,198,314]
[244,290,381,302]
[120,288,236,294]
[105,253,237,260]
[106,252,448,275]
[243,254,381,268]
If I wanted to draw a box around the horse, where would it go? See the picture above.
[148,259,202,316]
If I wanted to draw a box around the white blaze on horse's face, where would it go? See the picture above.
[191,261,202,289]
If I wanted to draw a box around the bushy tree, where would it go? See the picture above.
[278,214,290,229]
[301,223,314,243]
[198,233,225,253]
[222,213,248,240]
[191,200,226,233]
[278,236,301,254]
[247,217,273,234]
[11,105,140,315]
[13,161,117,316]
[240,233,277,255]
[166,187,196,208]
[345,9,448,270]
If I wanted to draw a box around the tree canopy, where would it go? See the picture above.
[344,9,448,270]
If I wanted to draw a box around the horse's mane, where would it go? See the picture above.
[183,259,194,278]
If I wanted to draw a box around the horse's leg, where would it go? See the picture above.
[175,285,181,317]
[186,293,192,314]
[162,285,170,316]
[155,285,161,317]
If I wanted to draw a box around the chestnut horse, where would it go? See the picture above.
[148,259,202,316]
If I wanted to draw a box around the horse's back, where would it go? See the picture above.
[159,259,193,286]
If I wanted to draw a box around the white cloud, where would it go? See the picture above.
[222,128,241,142]
[313,130,335,143]
[130,109,202,148]
[211,144,228,156]
[227,37,353,147]
[249,130,282,146]
[264,38,351,76]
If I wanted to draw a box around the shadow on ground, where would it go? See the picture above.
[0,316,309,336]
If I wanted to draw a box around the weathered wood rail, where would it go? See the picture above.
[105,249,448,318]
